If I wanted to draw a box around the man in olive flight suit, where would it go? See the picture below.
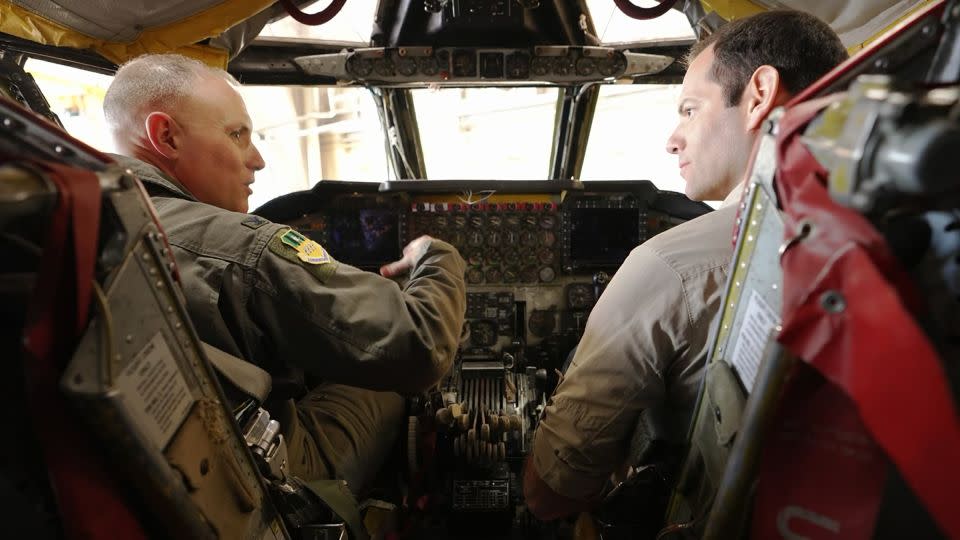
[103,53,467,494]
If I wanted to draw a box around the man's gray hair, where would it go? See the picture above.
[103,53,239,145]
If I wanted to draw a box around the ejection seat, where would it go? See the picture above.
[0,61,366,539]
[658,3,960,539]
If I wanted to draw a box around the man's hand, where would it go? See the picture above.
[380,235,433,278]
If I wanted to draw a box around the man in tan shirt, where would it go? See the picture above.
[524,11,847,519]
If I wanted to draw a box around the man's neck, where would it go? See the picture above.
[720,181,746,209]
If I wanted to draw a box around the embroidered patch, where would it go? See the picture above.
[279,229,331,265]
[268,228,338,282]
[241,215,269,229]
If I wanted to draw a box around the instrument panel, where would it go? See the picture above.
[294,46,671,86]
[257,180,710,365]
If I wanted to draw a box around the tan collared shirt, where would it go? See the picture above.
[532,199,739,501]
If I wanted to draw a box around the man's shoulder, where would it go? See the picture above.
[638,205,738,280]
[155,198,285,267]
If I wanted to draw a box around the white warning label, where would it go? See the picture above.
[729,290,781,393]
[116,332,194,451]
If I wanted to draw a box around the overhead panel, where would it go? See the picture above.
[0,0,275,67]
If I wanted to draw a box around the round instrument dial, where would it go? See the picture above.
[537,247,554,265]
[449,231,466,248]
[520,265,539,283]
[566,283,594,310]
[520,230,538,247]
[466,267,484,284]
[576,57,597,76]
[539,230,556,247]
[348,56,373,77]
[467,230,484,247]
[466,251,483,266]
[418,57,440,76]
[470,320,499,347]
[528,310,556,338]
[396,57,417,76]
[531,57,552,77]
[374,58,395,76]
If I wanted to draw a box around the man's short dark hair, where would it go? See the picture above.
[687,10,848,107]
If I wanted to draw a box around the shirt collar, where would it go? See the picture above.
[109,153,197,201]
[719,181,746,209]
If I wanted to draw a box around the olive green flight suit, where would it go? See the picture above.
[115,155,466,493]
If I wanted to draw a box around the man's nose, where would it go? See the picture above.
[248,144,266,171]
[665,129,682,155]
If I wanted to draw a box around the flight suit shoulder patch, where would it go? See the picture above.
[267,228,338,282]
[241,215,269,229]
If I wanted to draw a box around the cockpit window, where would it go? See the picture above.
[412,87,558,180]
[580,84,684,193]
[246,86,388,208]
[25,59,115,152]
[585,0,695,45]
[257,1,376,45]
[24,58,388,206]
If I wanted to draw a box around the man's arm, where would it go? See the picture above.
[521,243,688,519]
[159,201,466,393]
[252,231,467,393]
[523,455,591,521]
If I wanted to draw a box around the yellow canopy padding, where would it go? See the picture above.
[698,0,766,21]
[0,0,277,68]
[695,0,939,53]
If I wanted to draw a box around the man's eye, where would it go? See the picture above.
[230,131,242,141]
[682,107,695,117]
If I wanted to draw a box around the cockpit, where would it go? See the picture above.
[0,1,958,539]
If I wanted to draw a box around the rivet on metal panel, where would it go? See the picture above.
[820,290,846,313]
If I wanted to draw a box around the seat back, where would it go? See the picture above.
[0,90,288,538]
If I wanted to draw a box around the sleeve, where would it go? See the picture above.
[531,244,690,501]
[250,225,467,394]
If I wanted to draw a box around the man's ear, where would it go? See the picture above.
[143,111,181,159]
[742,65,784,131]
